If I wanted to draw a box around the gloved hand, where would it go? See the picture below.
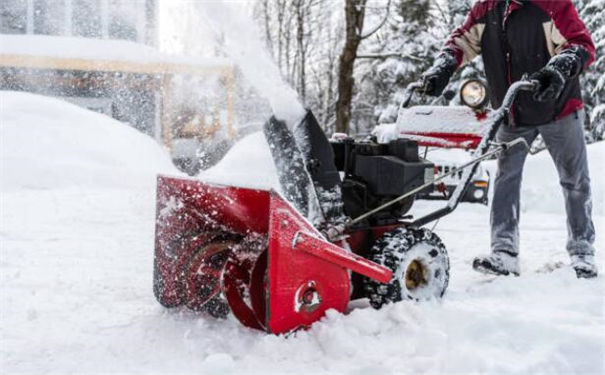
[421,52,458,97]
[530,66,565,102]
[530,47,586,102]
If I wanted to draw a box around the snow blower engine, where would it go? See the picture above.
[153,79,537,334]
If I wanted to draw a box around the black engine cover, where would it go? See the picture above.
[354,155,428,196]
[331,137,433,223]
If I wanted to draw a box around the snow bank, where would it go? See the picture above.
[372,123,398,143]
[200,132,279,190]
[424,147,474,164]
[0,91,178,191]
[520,142,603,215]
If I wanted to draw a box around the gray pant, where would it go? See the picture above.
[491,110,595,257]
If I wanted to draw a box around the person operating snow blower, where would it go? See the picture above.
[420,0,597,278]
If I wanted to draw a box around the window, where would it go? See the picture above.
[0,0,27,34]
[108,1,138,42]
[73,0,101,38]
[33,0,64,35]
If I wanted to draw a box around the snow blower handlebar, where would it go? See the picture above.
[398,74,455,110]
[347,78,538,229]
[398,81,426,110]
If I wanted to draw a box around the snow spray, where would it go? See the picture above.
[195,1,325,226]
[196,1,306,127]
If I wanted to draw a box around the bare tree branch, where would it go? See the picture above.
[360,0,391,40]
[356,52,425,62]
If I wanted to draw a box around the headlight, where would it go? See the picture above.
[473,189,485,200]
[460,79,488,109]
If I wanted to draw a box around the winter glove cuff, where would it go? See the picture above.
[548,45,590,79]
[421,51,458,96]
[530,45,590,102]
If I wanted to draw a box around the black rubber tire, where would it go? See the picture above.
[363,227,450,308]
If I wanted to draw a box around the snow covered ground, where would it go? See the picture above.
[1,92,604,374]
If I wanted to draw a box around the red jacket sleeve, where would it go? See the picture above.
[536,0,595,68]
[443,1,492,67]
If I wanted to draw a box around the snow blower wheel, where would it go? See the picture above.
[363,227,449,308]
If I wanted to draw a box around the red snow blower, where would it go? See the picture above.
[154,79,537,334]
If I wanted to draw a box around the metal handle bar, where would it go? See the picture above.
[500,79,538,110]
[398,80,426,111]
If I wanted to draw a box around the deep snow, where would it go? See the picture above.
[0,91,178,191]
[1,92,604,374]
[200,132,278,190]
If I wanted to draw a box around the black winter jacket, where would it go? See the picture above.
[444,0,595,125]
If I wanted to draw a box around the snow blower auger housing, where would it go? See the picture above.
[154,177,393,333]
[154,78,537,334]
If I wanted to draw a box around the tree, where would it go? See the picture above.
[254,0,341,125]
[334,0,389,134]
[334,0,367,134]
[355,0,441,129]
[578,0,605,141]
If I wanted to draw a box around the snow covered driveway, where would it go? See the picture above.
[1,92,604,374]
[2,189,603,374]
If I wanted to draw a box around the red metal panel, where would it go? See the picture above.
[154,176,271,308]
[401,131,482,149]
[156,176,271,235]
[293,231,392,283]
[266,194,351,334]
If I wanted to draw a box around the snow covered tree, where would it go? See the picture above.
[577,0,605,141]
[352,0,440,130]
[253,0,343,132]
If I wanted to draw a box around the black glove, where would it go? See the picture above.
[530,46,587,102]
[530,66,566,102]
[421,52,458,97]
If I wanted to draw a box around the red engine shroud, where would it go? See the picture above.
[154,175,393,334]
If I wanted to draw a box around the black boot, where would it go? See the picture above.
[472,250,520,276]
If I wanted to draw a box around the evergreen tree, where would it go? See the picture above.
[578,0,604,141]
[354,0,440,130]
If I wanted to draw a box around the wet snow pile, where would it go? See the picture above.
[1,93,604,374]
[397,105,486,135]
[0,91,177,191]
[200,132,278,190]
